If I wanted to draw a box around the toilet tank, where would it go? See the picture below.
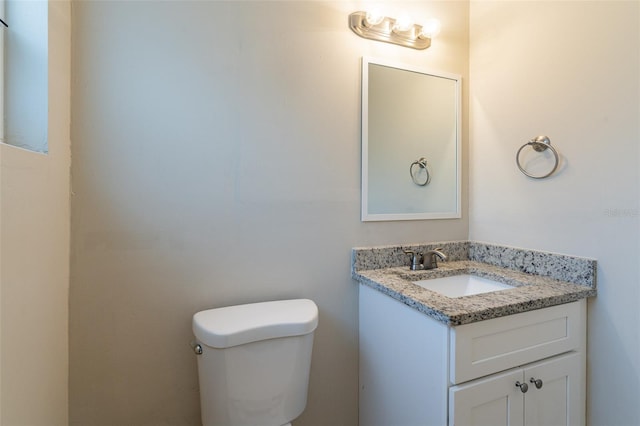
[192,299,318,426]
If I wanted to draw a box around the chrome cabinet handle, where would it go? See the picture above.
[530,377,543,389]
[515,381,529,393]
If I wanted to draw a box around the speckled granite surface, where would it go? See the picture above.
[352,241,597,326]
[468,242,596,287]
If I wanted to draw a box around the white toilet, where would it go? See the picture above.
[192,299,318,426]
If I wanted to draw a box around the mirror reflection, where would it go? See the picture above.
[362,58,461,221]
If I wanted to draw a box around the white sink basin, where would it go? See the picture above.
[413,274,514,298]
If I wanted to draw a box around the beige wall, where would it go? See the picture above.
[69,1,469,424]
[469,1,640,424]
[0,1,71,424]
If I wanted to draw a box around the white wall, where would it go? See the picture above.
[0,0,70,424]
[469,1,640,424]
[69,1,468,424]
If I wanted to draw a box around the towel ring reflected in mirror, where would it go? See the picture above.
[410,157,431,186]
[516,136,559,179]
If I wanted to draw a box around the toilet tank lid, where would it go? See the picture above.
[192,299,318,348]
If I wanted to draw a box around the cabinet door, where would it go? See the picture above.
[524,352,584,426]
[449,369,524,426]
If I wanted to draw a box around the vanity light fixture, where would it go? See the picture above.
[349,11,440,50]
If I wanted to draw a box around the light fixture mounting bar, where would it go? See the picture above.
[349,11,431,50]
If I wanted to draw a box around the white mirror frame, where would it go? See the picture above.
[361,57,462,221]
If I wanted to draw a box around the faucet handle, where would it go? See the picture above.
[403,249,424,270]
[402,249,421,258]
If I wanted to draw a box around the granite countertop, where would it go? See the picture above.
[352,241,597,326]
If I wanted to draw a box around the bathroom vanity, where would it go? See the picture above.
[352,242,596,426]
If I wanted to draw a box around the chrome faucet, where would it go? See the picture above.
[423,248,447,270]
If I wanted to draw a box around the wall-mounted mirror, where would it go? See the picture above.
[361,57,461,221]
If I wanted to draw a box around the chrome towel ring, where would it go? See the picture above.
[410,157,431,186]
[516,136,559,179]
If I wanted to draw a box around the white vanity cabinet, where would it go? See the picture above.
[359,285,586,426]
